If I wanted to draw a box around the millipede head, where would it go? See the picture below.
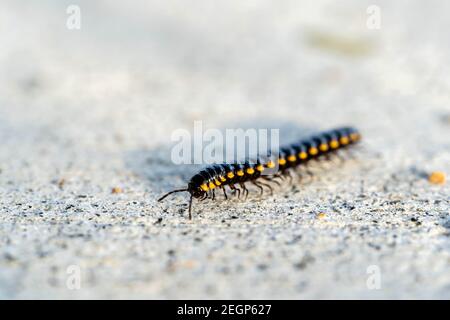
[157,178,208,220]
[187,175,209,199]
[187,185,206,199]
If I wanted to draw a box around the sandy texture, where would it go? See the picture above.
[0,1,449,299]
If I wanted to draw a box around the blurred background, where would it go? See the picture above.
[1,0,449,155]
[0,1,449,299]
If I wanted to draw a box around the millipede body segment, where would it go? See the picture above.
[158,127,361,219]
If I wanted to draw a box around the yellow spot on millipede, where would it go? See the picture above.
[299,152,308,160]
[309,147,318,155]
[330,140,339,149]
[227,172,234,179]
[220,176,226,182]
[279,158,286,165]
[208,182,216,189]
[237,170,244,176]
[215,179,221,186]
[267,161,275,168]
[340,136,349,145]
[350,133,360,141]
[200,184,209,191]
[256,165,264,172]
[246,168,255,175]
[288,155,296,162]
[319,143,329,152]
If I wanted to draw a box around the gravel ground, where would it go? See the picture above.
[0,1,449,299]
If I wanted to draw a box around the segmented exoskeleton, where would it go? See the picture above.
[158,126,361,219]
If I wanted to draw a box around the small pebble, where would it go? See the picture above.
[111,187,123,194]
[428,172,446,185]
[57,179,65,189]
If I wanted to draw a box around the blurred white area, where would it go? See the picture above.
[0,0,449,156]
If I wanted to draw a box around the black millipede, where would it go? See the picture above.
[158,126,361,219]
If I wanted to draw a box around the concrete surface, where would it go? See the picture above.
[0,0,449,299]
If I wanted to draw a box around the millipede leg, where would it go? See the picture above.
[292,169,304,183]
[230,184,241,198]
[274,173,286,182]
[318,156,333,169]
[346,149,359,160]
[334,152,346,164]
[326,153,344,167]
[222,186,228,200]
[285,170,294,185]
[239,182,249,200]
[188,195,193,220]
[296,167,314,184]
[353,143,366,151]
[305,168,315,180]
[212,189,216,200]
[258,180,274,196]
[200,193,208,201]
[262,176,281,187]
[251,180,264,196]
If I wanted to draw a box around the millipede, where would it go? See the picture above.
[158,126,361,219]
